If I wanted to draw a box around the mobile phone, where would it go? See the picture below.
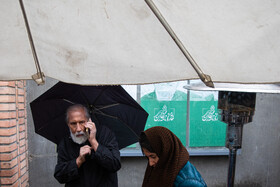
[85,120,91,135]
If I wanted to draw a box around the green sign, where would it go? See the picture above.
[189,101,226,147]
[141,91,187,146]
[141,90,227,148]
[123,83,227,150]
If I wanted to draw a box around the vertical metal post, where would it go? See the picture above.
[218,91,256,187]
[228,148,237,187]
[186,80,190,147]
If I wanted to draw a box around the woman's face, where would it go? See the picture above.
[142,148,159,167]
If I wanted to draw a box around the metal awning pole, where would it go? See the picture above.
[19,0,45,85]
[145,0,214,88]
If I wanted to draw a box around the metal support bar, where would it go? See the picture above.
[19,0,45,85]
[145,0,214,88]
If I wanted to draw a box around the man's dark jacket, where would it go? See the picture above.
[54,125,121,187]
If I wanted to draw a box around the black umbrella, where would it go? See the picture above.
[30,81,148,149]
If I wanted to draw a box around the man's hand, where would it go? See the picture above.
[76,145,91,168]
[85,119,99,151]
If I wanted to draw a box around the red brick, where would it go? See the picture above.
[16,81,24,88]
[18,103,25,110]
[0,111,17,119]
[0,150,18,161]
[0,165,18,177]
[19,124,25,132]
[0,103,16,111]
[20,166,27,175]
[17,89,25,96]
[0,172,18,184]
[0,80,28,185]
[2,181,19,187]
[18,118,25,125]
[0,119,17,128]
[18,110,25,118]
[17,95,25,103]
[0,142,17,153]
[0,134,17,144]
[19,139,26,147]
[0,81,16,87]
[1,157,18,169]
[0,87,16,94]
[19,153,26,162]
[2,181,20,187]
[19,131,25,139]
[20,171,28,185]
[20,159,27,169]
[0,127,17,136]
[19,145,25,154]
[13,181,20,187]
[0,95,16,102]
[21,179,28,187]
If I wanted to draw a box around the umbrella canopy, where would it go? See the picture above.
[30,81,148,149]
[1,0,280,86]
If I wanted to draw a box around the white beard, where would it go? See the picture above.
[70,131,88,144]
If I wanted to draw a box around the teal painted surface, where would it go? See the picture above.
[189,101,226,147]
[141,91,187,146]
[141,90,227,148]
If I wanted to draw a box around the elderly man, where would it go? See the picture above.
[54,104,121,187]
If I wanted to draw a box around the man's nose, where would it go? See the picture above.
[76,124,82,131]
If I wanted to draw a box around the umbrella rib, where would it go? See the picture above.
[92,87,108,105]
[94,110,141,138]
[63,99,75,104]
[92,108,118,119]
[92,107,140,138]
[95,103,120,110]
[63,99,120,116]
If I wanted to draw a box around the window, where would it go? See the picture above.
[121,80,229,156]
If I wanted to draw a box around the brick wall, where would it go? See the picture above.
[0,81,29,186]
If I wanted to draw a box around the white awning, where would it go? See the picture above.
[1,0,280,86]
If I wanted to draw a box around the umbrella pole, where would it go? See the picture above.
[144,0,214,88]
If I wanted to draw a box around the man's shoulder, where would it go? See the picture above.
[58,136,72,148]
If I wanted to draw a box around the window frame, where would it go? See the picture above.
[120,82,231,157]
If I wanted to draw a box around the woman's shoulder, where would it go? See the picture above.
[174,161,207,187]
